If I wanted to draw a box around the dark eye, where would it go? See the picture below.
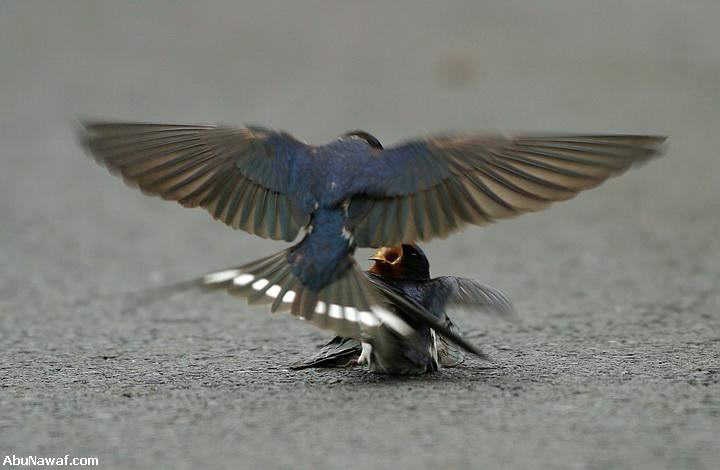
[410,252,418,257]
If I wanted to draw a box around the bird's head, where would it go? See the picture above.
[368,244,430,280]
[342,130,383,149]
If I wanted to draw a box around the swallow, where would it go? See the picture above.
[291,244,513,374]
[80,122,665,346]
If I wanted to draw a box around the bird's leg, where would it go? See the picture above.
[358,342,373,367]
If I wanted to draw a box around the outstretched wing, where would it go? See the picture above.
[80,121,313,241]
[423,277,515,318]
[349,134,666,247]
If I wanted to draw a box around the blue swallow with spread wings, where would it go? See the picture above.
[81,122,665,344]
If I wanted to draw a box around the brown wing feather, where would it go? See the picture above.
[351,133,666,247]
[81,122,309,242]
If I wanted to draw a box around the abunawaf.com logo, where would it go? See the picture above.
[3,454,99,466]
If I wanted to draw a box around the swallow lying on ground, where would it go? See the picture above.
[291,244,513,374]
[81,122,665,349]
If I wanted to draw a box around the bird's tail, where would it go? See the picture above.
[203,248,415,340]
[115,250,488,360]
[289,336,362,370]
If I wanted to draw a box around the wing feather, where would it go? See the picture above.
[81,121,311,241]
[426,277,515,318]
[349,133,665,247]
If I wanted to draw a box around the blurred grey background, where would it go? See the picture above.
[1,1,718,469]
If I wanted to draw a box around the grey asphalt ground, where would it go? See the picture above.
[1,1,719,469]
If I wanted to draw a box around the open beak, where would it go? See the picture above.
[369,246,402,264]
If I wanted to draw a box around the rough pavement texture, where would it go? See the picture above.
[1,1,719,469]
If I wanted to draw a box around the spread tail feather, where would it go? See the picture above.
[111,249,417,341]
[117,251,488,360]
[203,248,415,340]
